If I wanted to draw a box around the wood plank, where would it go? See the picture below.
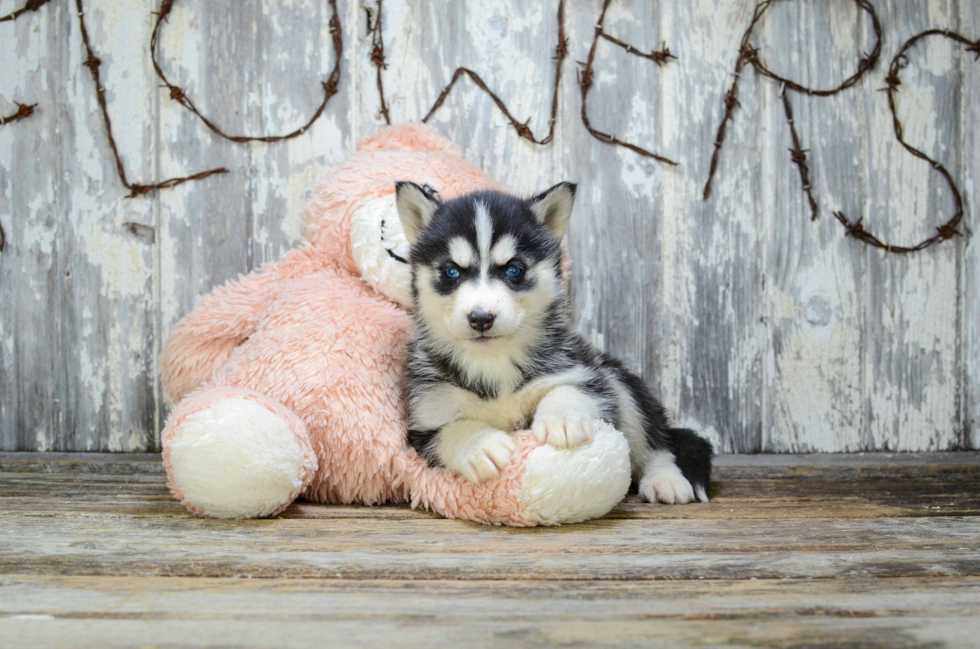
[759,0,869,452]
[244,0,354,267]
[660,0,766,453]
[0,0,163,452]
[2,476,978,520]
[0,0,67,452]
[1,575,979,648]
[68,0,163,452]
[964,0,980,450]
[863,0,963,451]
[0,452,166,475]
[711,451,980,479]
[563,0,668,394]
[1,503,977,580]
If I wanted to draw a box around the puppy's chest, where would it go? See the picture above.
[455,382,552,431]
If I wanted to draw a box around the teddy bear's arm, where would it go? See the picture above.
[160,269,279,403]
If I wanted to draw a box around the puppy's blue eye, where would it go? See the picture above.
[445,267,460,279]
[506,265,522,278]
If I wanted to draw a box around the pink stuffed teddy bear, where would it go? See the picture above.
[159,125,631,525]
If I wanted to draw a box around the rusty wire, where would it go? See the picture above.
[703,0,882,206]
[421,0,567,145]
[833,29,978,254]
[4,1,977,257]
[701,0,972,253]
[367,0,390,125]
[578,0,678,166]
[0,102,34,126]
[150,0,343,143]
[75,0,227,198]
[781,90,818,220]
[0,0,50,23]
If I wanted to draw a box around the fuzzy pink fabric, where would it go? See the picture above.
[160,125,547,524]
[393,433,539,527]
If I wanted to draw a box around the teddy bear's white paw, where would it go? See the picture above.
[532,413,594,450]
[638,453,696,505]
[167,395,310,518]
[444,428,516,484]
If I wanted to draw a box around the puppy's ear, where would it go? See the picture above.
[528,182,576,239]
[395,181,440,244]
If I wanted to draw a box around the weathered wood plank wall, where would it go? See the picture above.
[0,0,975,452]
[963,0,979,451]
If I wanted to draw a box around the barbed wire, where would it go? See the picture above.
[578,0,678,166]
[421,0,567,145]
[75,0,228,198]
[0,0,50,22]
[367,0,390,125]
[150,0,343,143]
[0,102,35,126]
[701,0,973,253]
[3,1,977,258]
[703,0,882,214]
[780,89,818,219]
[833,29,978,253]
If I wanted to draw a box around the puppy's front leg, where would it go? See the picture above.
[436,420,516,484]
[532,386,600,450]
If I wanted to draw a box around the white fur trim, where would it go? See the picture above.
[350,195,413,308]
[521,420,631,526]
[168,397,308,519]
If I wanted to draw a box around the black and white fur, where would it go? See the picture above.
[395,181,712,504]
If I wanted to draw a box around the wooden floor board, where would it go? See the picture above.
[2,576,979,648]
[0,452,978,647]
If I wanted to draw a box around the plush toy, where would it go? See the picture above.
[159,125,631,525]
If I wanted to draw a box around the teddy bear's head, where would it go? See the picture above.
[302,125,502,308]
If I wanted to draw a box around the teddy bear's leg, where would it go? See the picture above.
[397,420,632,526]
[162,385,318,519]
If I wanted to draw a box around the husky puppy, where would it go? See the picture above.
[395,182,712,504]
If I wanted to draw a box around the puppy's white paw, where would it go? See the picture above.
[532,413,594,450]
[639,460,696,505]
[453,429,516,485]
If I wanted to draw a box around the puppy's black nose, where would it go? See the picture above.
[469,310,495,332]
